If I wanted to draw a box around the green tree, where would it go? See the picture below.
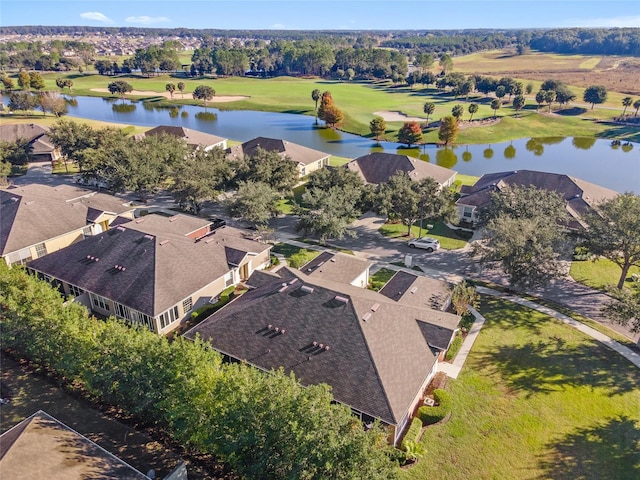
[311,88,321,124]
[192,84,215,107]
[438,115,459,146]
[7,91,35,113]
[55,77,66,91]
[18,71,31,90]
[107,80,133,99]
[228,180,280,228]
[490,98,501,118]
[554,85,576,105]
[582,193,640,289]
[49,119,99,172]
[369,116,386,141]
[165,83,176,99]
[1,74,15,90]
[603,288,640,333]
[451,104,464,120]
[37,91,68,117]
[495,85,506,100]
[535,90,545,110]
[460,81,474,102]
[234,147,299,194]
[439,53,453,73]
[633,99,640,117]
[451,281,479,316]
[473,185,569,288]
[583,85,607,110]
[29,72,46,91]
[622,96,633,115]
[468,103,479,120]
[171,147,232,214]
[0,139,33,166]
[423,102,435,125]
[177,81,185,98]
[526,82,534,94]
[397,121,422,147]
[0,160,11,186]
[544,90,556,112]
[512,94,526,115]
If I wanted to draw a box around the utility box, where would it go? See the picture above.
[404,254,413,268]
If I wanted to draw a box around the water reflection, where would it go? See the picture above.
[504,144,516,159]
[181,111,188,118]
[622,142,634,153]
[195,112,218,122]
[526,138,544,156]
[483,147,494,159]
[436,148,457,168]
[611,140,621,150]
[572,137,597,150]
[538,136,565,145]
[112,103,136,113]
[462,147,472,162]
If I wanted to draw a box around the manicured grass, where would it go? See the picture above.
[18,71,638,145]
[379,220,470,250]
[401,296,640,480]
[452,50,605,74]
[52,161,80,174]
[369,268,396,291]
[453,173,479,188]
[0,112,149,134]
[270,243,321,268]
[570,258,640,291]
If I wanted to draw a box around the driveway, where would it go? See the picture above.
[9,161,74,187]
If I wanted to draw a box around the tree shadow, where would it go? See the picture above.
[538,416,640,479]
[556,107,587,116]
[596,127,640,143]
[472,332,640,397]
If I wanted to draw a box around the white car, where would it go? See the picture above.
[407,236,440,252]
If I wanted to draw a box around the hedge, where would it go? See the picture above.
[189,286,236,323]
[401,417,423,451]
[418,389,452,426]
[0,264,398,480]
[445,333,463,361]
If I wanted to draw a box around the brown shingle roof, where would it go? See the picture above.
[0,411,151,480]
[345,152,456,186]
[144,125,226,149]
[379,270,452,311]
[185,267,460,426]
[27,216,270,316]
[226,136,330,166]
[0,123,58,157]
[1,184,134,256]
[300,251,371,285]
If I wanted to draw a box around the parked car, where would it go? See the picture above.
[407,236,440,252]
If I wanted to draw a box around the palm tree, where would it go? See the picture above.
[311,89,321,124]
[468,103,479,120]
[177,82,185,99]
[634,99,640,117]
[423,102,435,125]
[622,97,633,116]
[490,98,501,118]
[451,104,464,121]
[166,83,176,99]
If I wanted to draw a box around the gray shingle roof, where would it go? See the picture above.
[144,125,226,148]
[27,215,270,316]
[1,184,134,256]
[300,251,371,285]
[185,267,460,426]
[345,152,456,186]
[226,136,330,166]
[379,271,452,311]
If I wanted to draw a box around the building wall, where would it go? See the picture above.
[394,360,438,445]
[456,203,478,224]
[350,269,370,289]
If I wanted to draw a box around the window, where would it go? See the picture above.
[224,271,234,288]
[69,284,84,298]
[462,206,473,218]
[129,310,155,332]
[34,243,47,258]
[90,293,110,311]
[182,297,193,313]
[158,305,180,330]
[7,248,32,267]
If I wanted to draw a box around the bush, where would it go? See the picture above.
[401,417,423,450]
[288,250,318,268]
[445,332,463,361]
[270,255,280,267]
[418,389,452,425]
[459,312,475,331]
[573,245,594,261]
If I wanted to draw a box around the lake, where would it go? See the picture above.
[6,95,640,192]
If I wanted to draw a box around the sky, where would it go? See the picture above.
[2,0,640,31]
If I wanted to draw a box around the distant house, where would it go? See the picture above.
[141,125,227,151]
[1,184,135,267]
[27,214,272,335]
[0,410,187,480]
[455,170,619,229]
[300,251,372,288]
[226,136,331,178]
[185,266,460,445]
[0,123,61,163]
[345,152,456,187]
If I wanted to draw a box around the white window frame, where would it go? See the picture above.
[182,297,193,313]
[158,305,180,330]
[69,284,84,298]
[224,271,234,288]
[34,242,48,258]
[90,293,110,311]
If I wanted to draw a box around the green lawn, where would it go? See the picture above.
[18,71,639,145]
[401,296,640,480]
[379,220,470,250]
[270,243,321,268]
[570,258,640,291]
[369,268,397,291]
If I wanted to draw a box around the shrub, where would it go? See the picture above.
[288,250,317,268]
[418,389,452,425]
[459,312,475,332]
[573,245,594,261]
[445,332,463,361]
[270,255,280,267]
[401,417,423,450]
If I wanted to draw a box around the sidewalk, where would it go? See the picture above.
[438,306,486,379]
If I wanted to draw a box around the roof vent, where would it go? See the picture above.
[144,234,154,240]
[136,218,145,223]
[371,303,380,312]
[169,216,179,222]
[362,312,372,322]
[289,278,299,285]
[116,226,126,231]
[330,258,336,262]
[300,285,314,294]
[334,295,349,304]
[159,240,170,246]
[9,197,18,202]
[410,286,418,294]
[278,284,288,293]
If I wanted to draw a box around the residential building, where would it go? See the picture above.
[455,169,619,228]
[299,251,371,288]
[226,136,331,178]
[27,214,272,335]
[1,184,135,267]
[0,123,61,163]
[185,266,460,445]
[0,410,187,480]
[345,152,457,187]
[141,125,228,151]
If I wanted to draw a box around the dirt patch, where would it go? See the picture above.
[91,88,249,102]
[373,110,425,122]
[457,118,502,129]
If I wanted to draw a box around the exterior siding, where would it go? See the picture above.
[350,269,370,289]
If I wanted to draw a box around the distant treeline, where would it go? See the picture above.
[530,28,640,56]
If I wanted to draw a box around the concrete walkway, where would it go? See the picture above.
[477,286,640,369]
[438,306,486,379]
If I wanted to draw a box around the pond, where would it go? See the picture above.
[6,95,640,193]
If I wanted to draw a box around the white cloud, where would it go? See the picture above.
[563,15,640,28]
[269,23,288,29]
[125,16,170,25]
[80,12,112,23]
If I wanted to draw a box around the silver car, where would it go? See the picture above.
[407,236,440,252]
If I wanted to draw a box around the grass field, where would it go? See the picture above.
[9,68,638,145]
[570,258,640,291]
[369,267,396,291]
[400,296,640,480]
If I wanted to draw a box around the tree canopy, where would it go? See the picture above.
[438,116,459,146]
[583,85,608,110]
[397,121,422,147]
